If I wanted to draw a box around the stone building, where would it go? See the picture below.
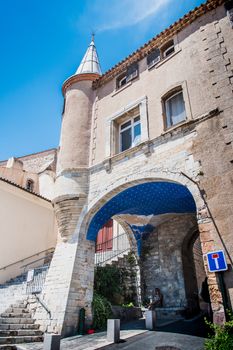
[1,0,233,340]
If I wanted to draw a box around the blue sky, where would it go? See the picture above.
[0,0,204,160]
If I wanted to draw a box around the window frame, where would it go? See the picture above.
[161,39,175,59]
[163,89,187,129]
[116,63,139,90]
[116,72,127,89]
[105,96,148,158]
[119,115,141,153]
[26,179,34,192]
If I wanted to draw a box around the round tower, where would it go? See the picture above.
[54,37,101,240]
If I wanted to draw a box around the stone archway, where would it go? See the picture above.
[35,175,225,336]
[78,180,199,322]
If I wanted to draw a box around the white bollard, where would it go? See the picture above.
[145,310,156,330]
[107,319,120,343]
[43,333,61,350]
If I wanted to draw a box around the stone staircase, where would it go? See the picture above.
[0,265,51,349]
[0,300,43,348]
[0,274,27,317]
[0,266,49,315]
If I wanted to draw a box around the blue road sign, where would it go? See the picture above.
[206,250,228,272]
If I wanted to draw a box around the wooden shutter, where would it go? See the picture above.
[96,219,113,252]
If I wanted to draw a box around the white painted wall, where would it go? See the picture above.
[0,179,57,283]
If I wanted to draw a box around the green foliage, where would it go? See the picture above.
[122,302,134,308]
[127,252,136,265]
[94,265,122,303]
[92,292,112,330]
[204,313,233,350]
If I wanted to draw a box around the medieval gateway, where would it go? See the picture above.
[1,0,233,340]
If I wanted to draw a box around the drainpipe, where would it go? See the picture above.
[180,171,233,266]
[181,172,232,315]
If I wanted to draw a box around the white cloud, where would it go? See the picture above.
[98,0,171,31]
[82,0,172,33]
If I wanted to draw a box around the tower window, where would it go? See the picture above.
[164,90,186,128]
[26,179,34,192]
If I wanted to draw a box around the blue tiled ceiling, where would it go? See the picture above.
[87,182,196,241]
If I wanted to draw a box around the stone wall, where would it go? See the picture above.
[140,214,197,308]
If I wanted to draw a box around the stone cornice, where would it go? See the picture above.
[90,108,220,174]
[62,73,100,95]
[92,0,225,89]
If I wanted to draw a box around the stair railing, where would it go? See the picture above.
[0,247,55,273]
[95,232,130,266]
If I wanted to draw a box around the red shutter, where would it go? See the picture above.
[95,219,113,252]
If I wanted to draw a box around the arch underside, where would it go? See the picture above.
[87,181,196,254]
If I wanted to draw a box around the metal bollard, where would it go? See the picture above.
[43,333,61,350]
[107,319,120,343]
[145,310,156,330]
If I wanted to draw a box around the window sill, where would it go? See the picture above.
[111,81,132,97]
[162,119,188,134]
[148,48,182,71]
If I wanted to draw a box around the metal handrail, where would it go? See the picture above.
[0,247,55,272]
[95,232,130,265]
[96,247,131,266]
[95,232,128,251]
[21,252,54,270]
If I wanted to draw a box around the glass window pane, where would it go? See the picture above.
[134,116,140,123]
[120,120,131,130]
[166,92,186,127]
[121,128,132,151]
[133,123,141,145]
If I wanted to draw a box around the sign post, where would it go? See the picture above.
[206,250,229,319]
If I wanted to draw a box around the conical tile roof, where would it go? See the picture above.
[75,37,102,76]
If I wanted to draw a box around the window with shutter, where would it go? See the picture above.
[126,63,138,83]
[147,48,160,68]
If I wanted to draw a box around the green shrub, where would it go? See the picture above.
[204,313,233,350]
[92,292,112,330]
[94,265,122,303]
[122,302,134,308]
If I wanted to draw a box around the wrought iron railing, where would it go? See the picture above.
[95,232,130,266]
[26,265,49,295]
[0,247,54,272]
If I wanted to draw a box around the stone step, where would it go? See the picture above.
[10,303,27,309]
[1,314,30,319]
[0,324,39,331]
[0,335,43,344]
[0,330,43,337]
[0,318,34,325]
[5,308,29,314]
